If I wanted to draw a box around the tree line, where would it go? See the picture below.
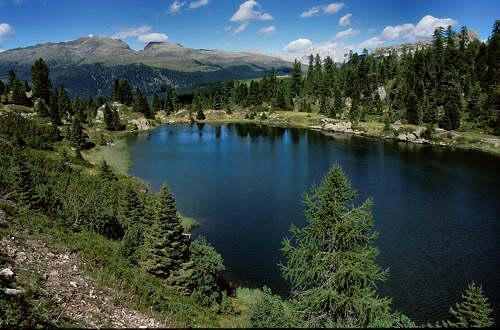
[188,21,500,135]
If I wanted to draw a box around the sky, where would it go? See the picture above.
[0,0,499,62]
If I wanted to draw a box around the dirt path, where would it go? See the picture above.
[1,236,169,328]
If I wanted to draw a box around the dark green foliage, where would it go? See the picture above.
[0,112,61,149]
[111,79,133,105]
[249,287,298,328]
[171,237,225,307]
[441,83,463,130]
[281,165,391,327]
[30,58,52,103]
[49,90,62,126]
[140,185,189,279]
[196,109,206,121]
[69,115,84,147]
[133,88,153,119]
[441,282,494,328]
[164,86,177,114]
[406,90,423,125]
[99,160,116,181]
[103,103,123,131]
[152,93,162,113]
[291,60,303,97]
[34,99,50,117]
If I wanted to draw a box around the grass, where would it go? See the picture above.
[179,214,200,233]
[82,138,132,174]
[7,212,233,328]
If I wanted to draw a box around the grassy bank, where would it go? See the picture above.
[82,138,132,174]
[170,109,500,157]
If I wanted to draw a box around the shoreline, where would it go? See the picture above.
[82,109,500,174]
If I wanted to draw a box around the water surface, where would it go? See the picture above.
[127,123,500,323]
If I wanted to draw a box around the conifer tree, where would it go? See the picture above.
[152,93,162,113]
[34,99,50,117]
[406,91,423,125]
[99,160,116,181]
[291,60,303,97]
[120,188,144,263]
[441,83,463,130]
[49,90,62,126]
[281,165,391,327]
[30,58,52,103]
[442,283,494,328]
[58,86,72,117]
[70,115,84,147]
[140,185,189,278]
[15,153,34,206]
[133,88,153,119]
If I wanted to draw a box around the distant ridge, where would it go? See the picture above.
[0,36,292,97]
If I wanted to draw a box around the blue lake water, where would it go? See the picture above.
[127,123,500,323]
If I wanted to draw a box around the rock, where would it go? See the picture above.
[130,118,153,131]
[1,288,24,296]
[70,281,78,288]
[377,86,387,101]
[0,268,15,282]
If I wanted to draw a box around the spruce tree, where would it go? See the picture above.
[442,283,494,328]
[441,83,463,130]
[140,185,189,278]
[291,59,303,97]
[281,165,391,327]
[30,58,52,103]
[152,93,162,113]
[99,160,116,181]
[103,103,113,130]
[406,91,422,125]
[70,115,84,147]
[34,99,50,117]
[15,153,34,207]
[120,188,144,263]
[46,93,61,124]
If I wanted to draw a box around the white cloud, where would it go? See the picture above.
[169,0,186,14]
[138,33,168,43]
[257,25,277,36]
[339,13,352,26]
[414,15,457,38]
[189,0,209,9]
[111,25,169,45]
[357,15,458,50]
[334,27,359,40]
[300,6,322,18]
[283,38,313,52]
[224,25,233,32]
[324,2,345,14]
[233,22,249,35]
[111,25,152,39]
[300,2,345,18]
[0,23,14,44]
[230,1,273,22]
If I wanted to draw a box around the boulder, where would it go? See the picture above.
[0,268,15,282]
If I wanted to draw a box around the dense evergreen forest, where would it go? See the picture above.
[189,23,500,135]
[0,22,498,328]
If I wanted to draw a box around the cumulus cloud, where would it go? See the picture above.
[112,25,169,44]
[257,25,277,36]
[111,25,152,39]
[323,2,345,14]
[300,2,345,18]
[189,0,209,9]
[339,13,352,26]
[230,1,273,36]
[138,33,168,43]
[334,27,359,40]
[230,1,273,22]
[169,0,186,14]
[357,15,458,50]
[0,23,14,44]
[283,38,313,52]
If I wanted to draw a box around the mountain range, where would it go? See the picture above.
[0,36,292,97]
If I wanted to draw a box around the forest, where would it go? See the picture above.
[0,21,498,328]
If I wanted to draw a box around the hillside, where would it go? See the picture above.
[0,36,292,97]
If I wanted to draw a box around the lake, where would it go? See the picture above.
[127,123,500,323]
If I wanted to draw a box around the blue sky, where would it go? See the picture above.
[0,0,498,61]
